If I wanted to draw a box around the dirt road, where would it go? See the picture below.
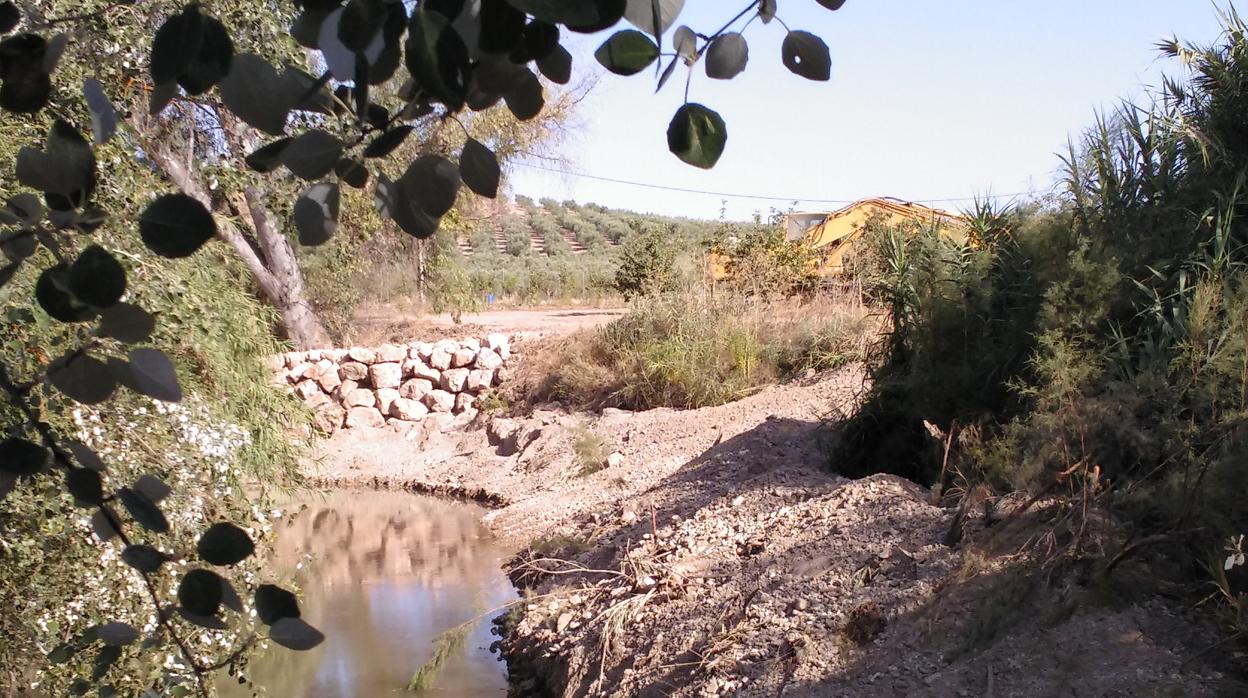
[347,306,625,345]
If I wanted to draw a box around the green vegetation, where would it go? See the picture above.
[522,294,870,410]
[834,9,1248,642]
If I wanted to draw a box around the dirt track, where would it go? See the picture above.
[347,306,625,345]
[305,369,1238,697]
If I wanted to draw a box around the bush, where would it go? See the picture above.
[518,294,871,410]
[833,12,1248,598]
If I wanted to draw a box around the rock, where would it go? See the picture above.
[305,351,323,362]
[486,333,510,357]
[495,365,513,385]
[400,378,435,400]
[312,404,345,434]
[423,389,455,413]
[342,388,376,409]
[475,348,503,370]
[556,612,573,634]
[333,379,358,403]
[466,368,494,392]
[621,510,639,525]
[283,351,304,369]
[455,392,475,413]
[369,362,403,389]
[325,348,348,362]
[488,417,522,456]
[345,406,386,429]
[265,355,286,372]
[376,343,407,362]
[375,388,400,415]
[413,342,434,360]
[340,361,369,382]
[405,359,441,383]
[304,390,332,408]
[441,368,471,393]
[295,380,322,401]
[287,362,314,382]
[429,346,453,371]
[315,360,341,392]
[462,336,481,352]
[451,347,476,368]
[390,397,429,421]
[347,347,377,364]
[607,452,625,468]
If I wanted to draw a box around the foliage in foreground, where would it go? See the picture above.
[834,7,1248,646]
[519,294,871,411]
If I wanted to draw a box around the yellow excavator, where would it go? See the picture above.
[709,197,966,283]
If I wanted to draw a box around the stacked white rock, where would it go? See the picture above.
[271,334,514,433]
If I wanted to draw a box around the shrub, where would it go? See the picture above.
[518,294,871,410]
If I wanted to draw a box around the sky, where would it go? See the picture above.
[505,1,1228,221]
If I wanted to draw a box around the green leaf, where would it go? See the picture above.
[35,264,94,322]
[127,347,182,402]
[254,584,301,625]
[460,138,500,199]
[219,54,292,136]
[282,129,343,180]
[69,245,126,308]
[362,125,414,158]
[504,67,544,121]
[375,175,439,239]
[244,137,293,173]
[65,468,103,505]
[48,353,116,404]
[508,0,624,28]
[781,30,831,81]
[317,7,356,81]
[816,0,847,10]
[759,0,776,23]
[481,0,527,54]
[524,20,560,59]
[121,544,167,573]
[594,30,658,76]
[0,437,47,476]
[705,32,748,79]
[536,44,572,85]
[269,617,325,651]
[335,158,369,188]
[197,522,255,566]
[140,193,216,258]
[118,486,169,533]
[0,33,52,113]
[15,119,95,198]
[624,0,685,37]
[150,5,204,86]
[97,622,139,647]
[404,155,461,217]
[293,182,340,246]
[97,303,155,343]
[178,569,223,617]
[83,79,116,145]
[178,15,233,95]
[405,9,470,111]
[667,103,727,169]
[0,3,20,34]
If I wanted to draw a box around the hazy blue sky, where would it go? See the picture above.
[506,1,1227,221]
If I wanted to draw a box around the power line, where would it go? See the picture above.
[513,161,1047,206]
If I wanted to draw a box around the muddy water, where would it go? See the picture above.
[223,490,515,698]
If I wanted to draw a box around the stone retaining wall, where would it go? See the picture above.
[268,334,515,433]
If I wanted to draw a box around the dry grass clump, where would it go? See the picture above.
[513,293,873,411]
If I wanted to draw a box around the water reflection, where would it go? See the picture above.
[224,490,515,698]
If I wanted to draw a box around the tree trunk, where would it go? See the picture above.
[137,123,332,350]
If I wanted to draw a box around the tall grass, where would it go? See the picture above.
[520,293,872,410]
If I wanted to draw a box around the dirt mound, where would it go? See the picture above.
[307,368,1237,697]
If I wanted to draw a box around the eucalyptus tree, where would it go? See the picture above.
[0,0,845,694]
